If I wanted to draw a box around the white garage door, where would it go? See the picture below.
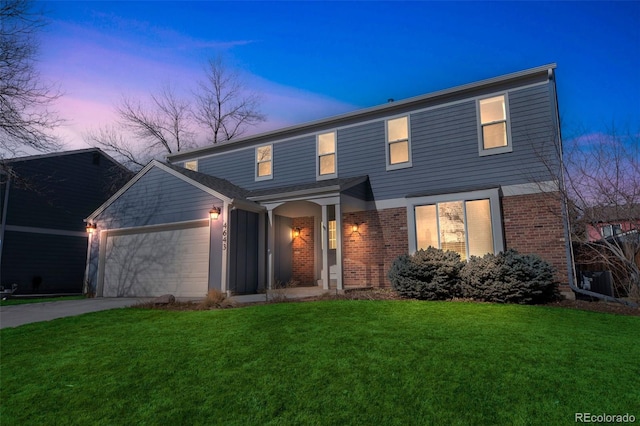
[101,224,210,298]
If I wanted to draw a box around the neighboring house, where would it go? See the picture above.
[85,64,573,298]
[577,204,639,297]
[0,148,131,294]
[585,205,640,242]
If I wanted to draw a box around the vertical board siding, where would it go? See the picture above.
[229,209,259,294]
[96,167,222,229]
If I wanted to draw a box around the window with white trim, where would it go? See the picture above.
[386,116,411,170]
[478,94,512,155]
[184,160,198,171]
[601,224,622,238]
[317,131,337,179]
[415,199,494,261]
[256,145,272,180]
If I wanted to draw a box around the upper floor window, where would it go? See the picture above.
[256,144,272,180]
[386,116,412,170]
[478,94,512,156]
[184,160,198,171]
[317,131,337,179]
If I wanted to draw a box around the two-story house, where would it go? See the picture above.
[1,148,130,294]
[84,64,572,298]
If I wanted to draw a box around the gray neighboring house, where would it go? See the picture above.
[85,64,574,298]
[1,148,131,294]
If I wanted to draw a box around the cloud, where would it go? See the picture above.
[41,12,360,151]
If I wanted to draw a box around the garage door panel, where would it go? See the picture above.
[102,225,209,298]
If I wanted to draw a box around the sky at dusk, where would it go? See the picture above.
[37,1,640,151]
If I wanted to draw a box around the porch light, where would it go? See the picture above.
[292,227,301,239]
[86,223,97,233]
[351,224,359,233]
[209,206,221,220]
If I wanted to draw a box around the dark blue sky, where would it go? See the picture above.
[40,1,640,147]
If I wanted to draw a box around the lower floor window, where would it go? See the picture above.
[415,199,493,260]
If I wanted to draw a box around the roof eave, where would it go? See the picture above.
[168,63,557,162]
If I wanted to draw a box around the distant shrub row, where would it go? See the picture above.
[388,247,559,304]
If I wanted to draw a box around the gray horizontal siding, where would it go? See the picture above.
[5,151,129,231]
[198,135,318,191]
[188,81,559,202]
[2,231,87,294]
[96,167,221,229]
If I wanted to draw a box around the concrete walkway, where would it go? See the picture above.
[0,298,150,329]
[0,287,335,329]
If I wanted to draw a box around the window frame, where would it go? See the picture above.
[328,219,337,249]
[255,144,273,181]
[184,160,198,171]
[407,188,504,257]
[477,93,513,156]
[385,115,412,171]
[316,130,338,180]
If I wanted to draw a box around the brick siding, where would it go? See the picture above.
[291,216,315,285]
[342,208,408,287]
[501,192,569,287]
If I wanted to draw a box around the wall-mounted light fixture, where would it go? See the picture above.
[292,227,301,239]
[209,206,221,220]
[351,223,359,233]
[86,223,97,234]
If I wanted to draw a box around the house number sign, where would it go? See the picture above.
[222,222,228,251]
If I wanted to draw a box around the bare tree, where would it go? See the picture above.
[563,128,640,300]
[193,57,265,144]
[86,83,195,171]
[0,0,62,158]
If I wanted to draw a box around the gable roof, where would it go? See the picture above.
[86,160,260,221]
[3,148,129,173]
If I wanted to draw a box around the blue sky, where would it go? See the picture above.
[39,1,640,149]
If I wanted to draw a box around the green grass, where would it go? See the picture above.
[0,295,85,306]
[1,301,638,425]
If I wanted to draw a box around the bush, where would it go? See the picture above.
[460,249,559,304]
[388,248,463,300]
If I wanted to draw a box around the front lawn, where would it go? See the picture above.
[1,301,638,425]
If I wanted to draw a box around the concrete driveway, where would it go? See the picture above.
[0,298,150,329]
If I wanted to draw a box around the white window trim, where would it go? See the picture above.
[406,188,504,256]
[316,130,338,181]
[477,93,513,156]
[255,144,273,181]
[385,115,412,171]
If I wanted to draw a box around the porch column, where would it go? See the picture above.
[335,202,344,290]
[321,204,329,290]
[267,208,275,290]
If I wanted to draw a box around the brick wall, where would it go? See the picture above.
[340,194,570,290]
[342,208,408,287]
[501,192,569,286]
[291,216,315,285]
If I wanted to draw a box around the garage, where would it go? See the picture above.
[100,222,210,298]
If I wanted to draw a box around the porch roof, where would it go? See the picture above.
[162,162,250,200]
[247,175,369,202]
